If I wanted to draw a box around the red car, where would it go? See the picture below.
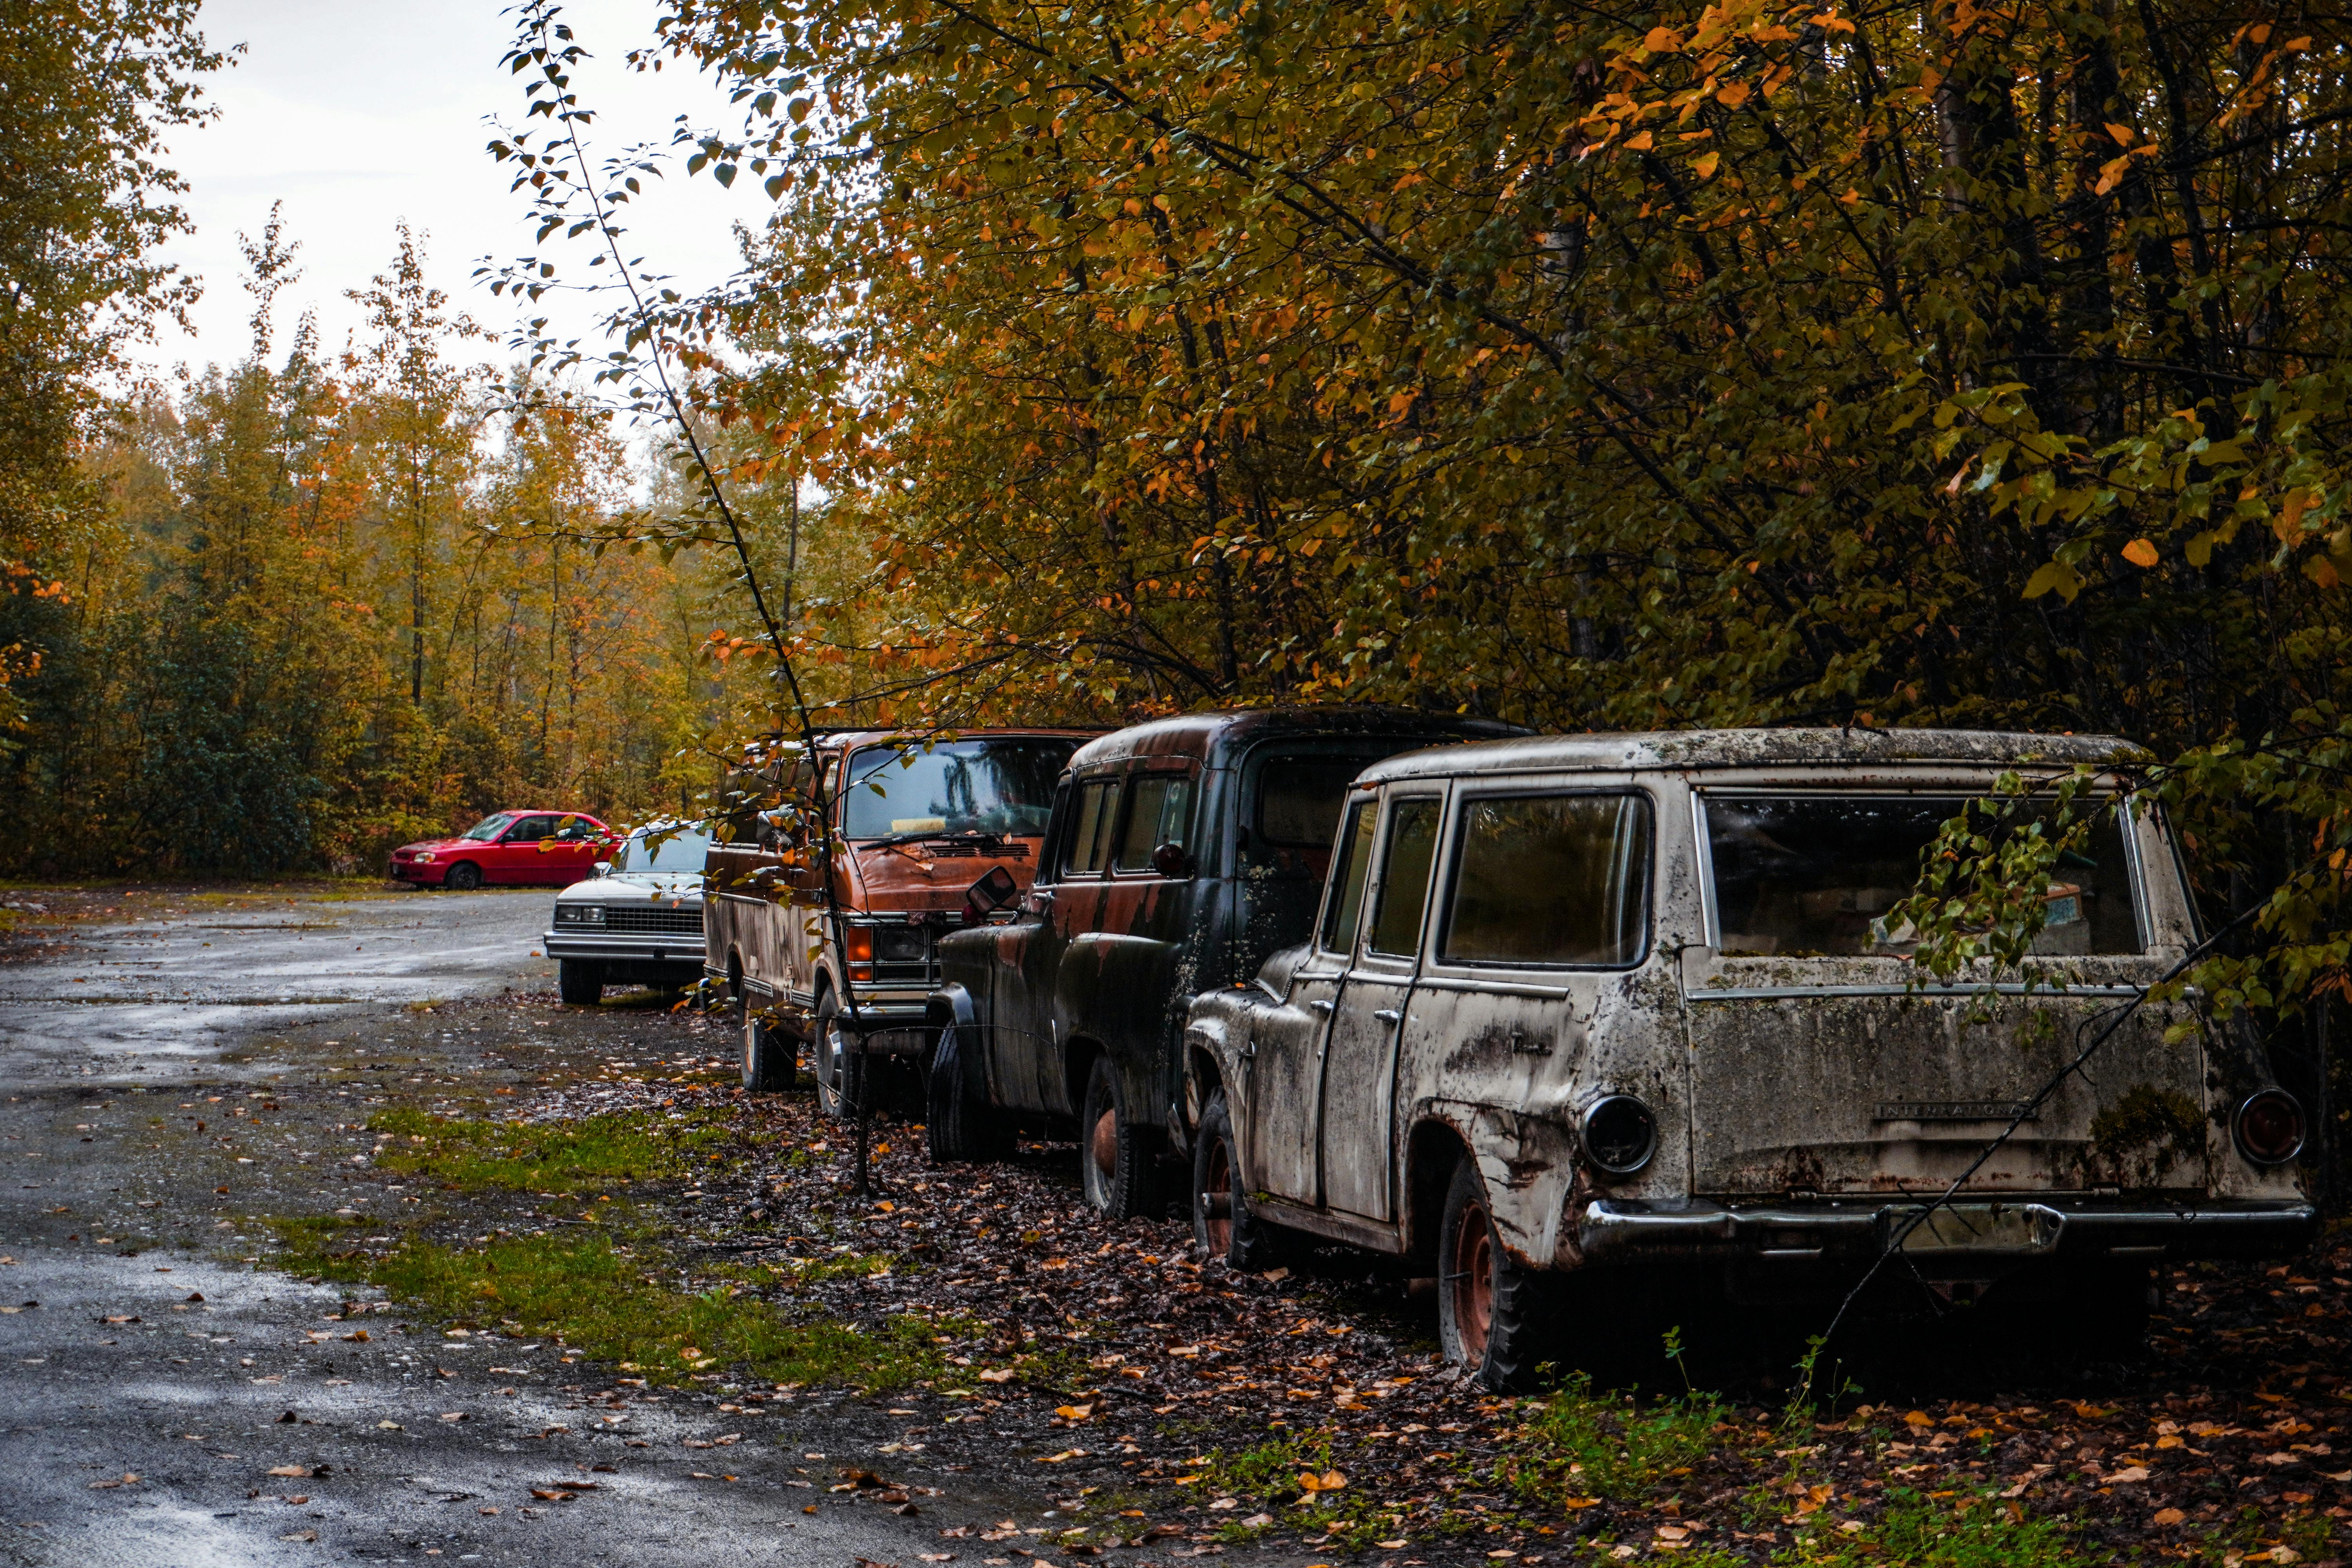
[389,811,612,891]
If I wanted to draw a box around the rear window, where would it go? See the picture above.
[1255,758,1373,847]
[1704,794,2143,957]
[1442,794,1653,967]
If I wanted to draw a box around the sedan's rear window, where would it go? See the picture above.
[1441,794,1653,967]
[1704,794,2142,957]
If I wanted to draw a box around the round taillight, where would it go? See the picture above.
[2234,1089,2306,1166]
[1582,1094,1658,1176]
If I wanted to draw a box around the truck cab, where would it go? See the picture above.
[709,728,1097,1111]
[925,706,1520,1215]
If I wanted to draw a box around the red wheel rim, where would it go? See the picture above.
[1203,1136,1234,1255]
[1451,1200,1494,1365]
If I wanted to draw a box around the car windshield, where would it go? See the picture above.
[1704,793,2142,957]
[460,813,517,842]
[841,739,1077,840]
[615,825,713,873]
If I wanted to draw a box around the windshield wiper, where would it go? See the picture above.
[852,829,1005,849]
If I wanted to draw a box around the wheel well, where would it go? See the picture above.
[1405,1119,1468,1267]
[1187,1047,1223,1124]
[1063,1036,1104,1117]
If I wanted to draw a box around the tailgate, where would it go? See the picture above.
[1681,954,2207,1198]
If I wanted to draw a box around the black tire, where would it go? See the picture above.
[814,986,866,1121]
[1439,1154,1544,1391]
[741,1014,791,1091]
[443,862,482,892]
[557,958,604,1006]
[1079,1053,1163,1219]
[926,1021,1011,1162]
[726,955,746,1016]
[1192,1090,1283,1270]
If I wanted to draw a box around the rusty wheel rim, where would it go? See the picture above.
[1091,1106,1119,1186]
[1451,1200,1494,1366]
[1203,1135,1234,1256]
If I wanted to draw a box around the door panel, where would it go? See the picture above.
[1245,969,1341,1204]
[1319,974,1411,1218]
[1316,795,1440,1220]
[493,817,555,883]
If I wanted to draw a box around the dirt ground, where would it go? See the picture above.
[2,886,2347,1567]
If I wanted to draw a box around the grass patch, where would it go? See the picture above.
[1503,1372,1728,1506]
[270,1215,949,1391]
[366,1109,734,1193]
[1779,1488,2077,1567]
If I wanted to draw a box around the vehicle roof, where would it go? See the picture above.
[1069,706,1524,771]
[1359,728,2149,784]
[745,726,1104,762]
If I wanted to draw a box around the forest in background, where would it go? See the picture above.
[7,0,2352,1158]
[0,3,872,875]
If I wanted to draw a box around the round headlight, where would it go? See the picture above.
[2234,1089,2305,1166]
[1581,1094,1658,1176]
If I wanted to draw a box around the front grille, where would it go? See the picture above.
[604,906,704,936]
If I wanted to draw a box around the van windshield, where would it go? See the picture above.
[842,739,1078,840]
[1704,794,2142,957]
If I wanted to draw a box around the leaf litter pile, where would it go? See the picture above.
[308,1000,2350,1566]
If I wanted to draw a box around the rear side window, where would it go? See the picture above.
[1063,780,1121,876]
[1704,794,2143,957]
[1256,758,1373,847]
[1443,794,1653,967]
[1114,774,1195,872]
[1367,798,1442,957]
[1320,801,1378,950]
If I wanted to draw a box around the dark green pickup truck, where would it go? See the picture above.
[923,706,1517,1216]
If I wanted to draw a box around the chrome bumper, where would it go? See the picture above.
[543,931,706,965]
[1580,1196,2318,1267]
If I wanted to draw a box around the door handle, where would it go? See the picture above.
[1308,999,1334,1014]
[1373,1008,1403,1024]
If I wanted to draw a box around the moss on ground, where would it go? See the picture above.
[269,1212,956,1392]
[365,1108,734,1194]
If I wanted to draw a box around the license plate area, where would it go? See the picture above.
[1889,1203,2063,1256]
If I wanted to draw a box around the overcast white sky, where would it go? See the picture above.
[132,0,762,377]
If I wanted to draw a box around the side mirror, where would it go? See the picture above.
[1151,841,1194,878]
[964,865,1020,923]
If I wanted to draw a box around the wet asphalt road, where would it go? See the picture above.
[0,891,1039,1567]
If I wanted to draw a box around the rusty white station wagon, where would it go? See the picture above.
[1178,730,2317,1386]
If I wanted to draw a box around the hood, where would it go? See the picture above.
[556,871,702,905]
[396,836,476,855]
[845,837,1044,913]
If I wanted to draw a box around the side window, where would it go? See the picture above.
[1319,800,1379,951]
[1114,774,1194,873]
[1063,779,1121,877]
[1365,798,1441,958]
[507,815,557,842]
[1443,793,1653,967]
